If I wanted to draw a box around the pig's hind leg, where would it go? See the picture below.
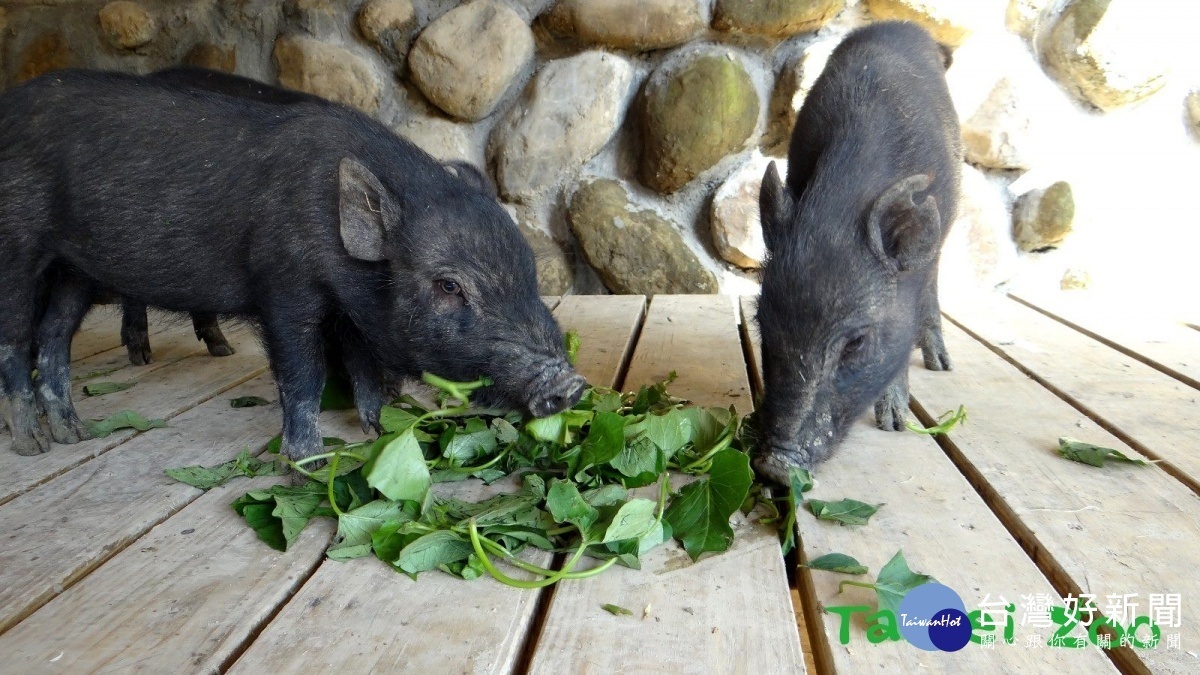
[337,324,387,436]
[918,270,952,371]
[121,300,154,365]
[0,259,51,455]
[34,275,95,444]
[193,313,235,357]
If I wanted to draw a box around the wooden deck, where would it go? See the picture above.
[0,293,1196,673]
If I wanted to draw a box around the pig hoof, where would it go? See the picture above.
[873,392,907,431]
[919,330,953,371]
[206,341,236,357]
[12,429,51,456]
[48,411,93,444]
[127,346,153,366]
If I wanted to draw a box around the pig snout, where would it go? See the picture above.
[753,397,839,485]
[524,358,586,417]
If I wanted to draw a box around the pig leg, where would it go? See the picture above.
[873,367,909,432]
[192,313,235,357]
[263,319,326,462]
[34,275,95,444]
[121,300,154,366]
[337,325,386,435]
[918,270,952,371]
[0,276,50,455]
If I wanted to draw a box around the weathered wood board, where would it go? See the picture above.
[908,321,1200,673]
[527,295,805,674]
[0,374,281,634]
[1009,290,1200,391]
[944,295,1200,488]
[0,326,266,506]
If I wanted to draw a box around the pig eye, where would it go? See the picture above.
[841,334,866,361]
[436,279,462,296]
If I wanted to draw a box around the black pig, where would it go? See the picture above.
[754,22,961,483]
[0,69,584,458]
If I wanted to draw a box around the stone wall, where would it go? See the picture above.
[1,0,1197,299]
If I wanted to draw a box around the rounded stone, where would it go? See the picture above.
[1013,181,1075,252]
[569,179,719,295]
[273,35,382,114]
[408,0,535,122]
[492,51,635,202]
[519,224,575,295]
[864,0,990,47]
[392,114,476,164]
[713,0,844,38]
[15,32,74,84]
[962,78,1036,170]
[540,0,706,52]
[99,1,158,50]
[357,0,416,67]
[762,38,836,156]
[185,44,237,72]
[1043,0,1170,111]
[640,52,760,194]
[710,155,773,268]
[940,164,1018,289]
[1187,91,1200,131]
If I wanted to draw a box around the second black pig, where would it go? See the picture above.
[754,22,961,483]
[0,69,585,458]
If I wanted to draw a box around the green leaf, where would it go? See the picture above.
[379,406,421,434]
[575,411,628,475]
[602,603,634,616]
[443,428,498,464]
[165,450,286,490]
[664,449,754,560]
[1056,437,1152,467]
[82,381,136,397]
[395,530,474,574]
[546,479,599,532]
[86,410,167,438]
[231,483,324,551]
[328,500,418,561]
[526,409,593,445]
[565,330,581,367]
[779,466,814,555]
[635,409,693,457]
[805,553,868,575]
[365,429,432,502]
[371,520,425,563]
[230,396,273,408]
[906,406,967,435]
[609,437,665,485]
[581,484,628,508]
[601,498,659,544]
[790,467,814,495]
[807,498,882,526]
[72,366,120,382]
[840,550,935,616]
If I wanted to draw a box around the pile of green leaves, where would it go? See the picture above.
[173,373,757,586]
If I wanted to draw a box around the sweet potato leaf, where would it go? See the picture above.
[807,498,882,526]
[82,381,135,397]
[805,552,868,575]
[664,449,753,560]
[86,410,166,437]
[1057,437,1153,467]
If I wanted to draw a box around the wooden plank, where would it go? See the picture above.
[228,296,645,673]
[0,325,267,506]
[527,295,805,674]
[908,321,1200,674]
[551,294,646,389]
[1009,290,1200,390]
[740,300,1114,672]
[0,373,282,634]
[943,294,1200,489]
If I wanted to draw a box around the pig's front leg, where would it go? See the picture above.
[35,276,95,444]
[873,367,909,432]
[337,325,387,436]
[264,320,326,462]
[917,269,952,371]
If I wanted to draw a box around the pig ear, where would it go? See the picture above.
[867,174,941,274]
[444,161,496,197]
[759,161,794,252]
[339,157,393,262]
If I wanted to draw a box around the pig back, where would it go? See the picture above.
[0,70,423,316]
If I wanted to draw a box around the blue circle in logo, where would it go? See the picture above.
[897,583,968,652]
[928,608,972,652]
